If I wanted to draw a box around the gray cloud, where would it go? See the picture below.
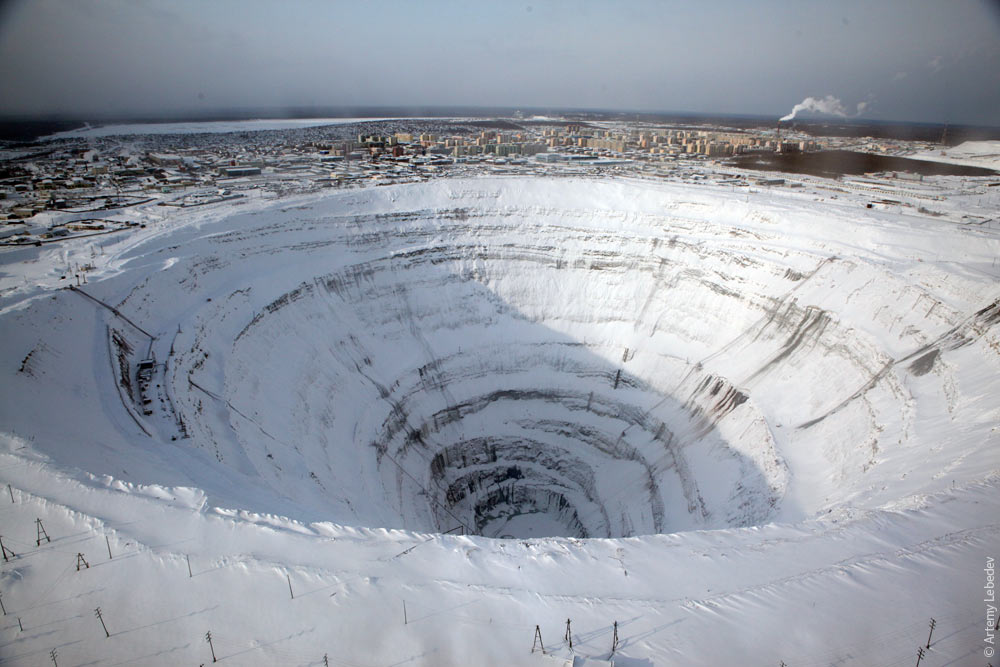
[0,0,998,125]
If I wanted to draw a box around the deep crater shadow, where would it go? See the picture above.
[195,205,788,539]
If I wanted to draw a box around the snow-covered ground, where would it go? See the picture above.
[909,140,1000,170]
[0,176,998,665]
[40,118,423,140]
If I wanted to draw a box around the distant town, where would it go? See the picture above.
[1,115,997,246]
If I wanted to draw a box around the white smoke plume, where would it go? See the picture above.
[780,95,867,122]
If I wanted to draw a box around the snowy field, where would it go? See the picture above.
[0,176,998,665]
[909,140,1000,170]
[40,118,420,140]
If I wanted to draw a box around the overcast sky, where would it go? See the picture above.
[1,0,998,125]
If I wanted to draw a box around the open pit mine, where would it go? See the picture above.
[1,176,997,664]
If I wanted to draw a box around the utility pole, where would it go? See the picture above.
[0,591,6,615]
[76,553,90,571]
[926,618,935,648]
[287,573,294,599]
[36,518,50,546]
[187,554,193,577]
[206,630,217,663]
[532,625,545,654]
[0,536,15,562]
[564,618,573,650]
[95,607,109,637]
[611,620,619,655]
[49,648,58,667]
[915,646,925,667]
[106,536,113,560]
[7,484,13,503]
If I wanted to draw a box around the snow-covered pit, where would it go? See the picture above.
[5,177,998,541]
